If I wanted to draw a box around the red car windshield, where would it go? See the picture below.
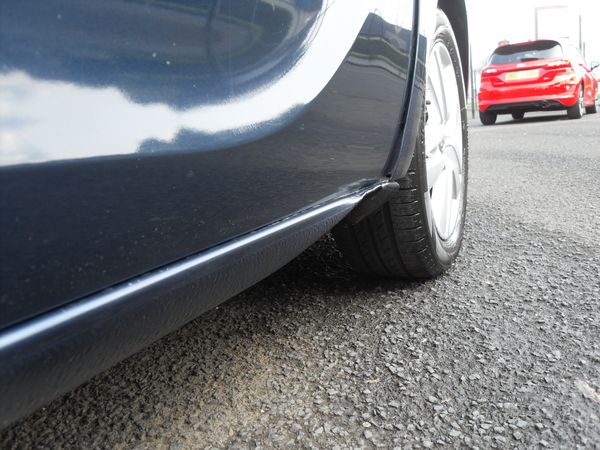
[489,41,562,65]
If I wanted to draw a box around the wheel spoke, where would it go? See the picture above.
[434,48,448,119]
[441,168,455,236]
[444,130,462,173]
[425,41,464,240]
[432,169,452,237]
[426,124,444,153]
[427,63,444,128]
[445,146,462,199]
[426,149,446,190]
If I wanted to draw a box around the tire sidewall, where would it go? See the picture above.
[417,12,468,269]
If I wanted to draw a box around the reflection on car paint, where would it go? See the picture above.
[1,0,371,165]
[0,0,415,329]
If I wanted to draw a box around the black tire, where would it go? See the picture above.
[479,110,497,125]
[567,85,584,119]
[332,9,468,278]
[586,96,597,114]
[511,112,525,120]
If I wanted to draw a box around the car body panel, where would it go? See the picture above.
[478,39,598,114]
[1,0,415,330]
[0,0,469,428]
[0,187,374,428]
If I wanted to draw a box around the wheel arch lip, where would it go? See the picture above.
[387,0,469,181]
[382,0,425,181]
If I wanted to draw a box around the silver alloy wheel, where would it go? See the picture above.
[425,41,464,240]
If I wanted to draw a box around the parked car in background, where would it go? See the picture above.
[0,0,469,428]
[478,39,598,124]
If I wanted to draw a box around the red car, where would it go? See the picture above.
[478,39,599,125]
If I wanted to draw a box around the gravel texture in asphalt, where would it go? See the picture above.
[1,112,599,450]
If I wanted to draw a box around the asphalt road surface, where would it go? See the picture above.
[2,110,600,450]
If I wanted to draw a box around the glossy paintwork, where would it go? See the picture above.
[0,0,415,329]
[478,40,598,112]
[0,189,365,428]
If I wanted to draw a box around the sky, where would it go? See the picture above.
[466,0,600,69]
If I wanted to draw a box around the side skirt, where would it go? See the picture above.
[0,184,386,428]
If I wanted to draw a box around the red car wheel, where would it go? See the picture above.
[567,85,584,119]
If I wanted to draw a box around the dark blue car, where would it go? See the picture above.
[0,0,469,427]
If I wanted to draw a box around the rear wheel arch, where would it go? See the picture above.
[332,9,468,278]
